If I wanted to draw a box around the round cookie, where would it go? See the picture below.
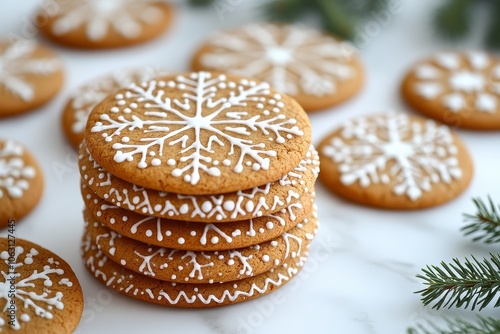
[84,71,312,195]
[85,208,317,283]
[37,0,173,49]
[402,51,500,130]
[191,23,364,112]
[318,113,474,209]
[79,141,319,222]
[0,140,44,225]
[0,238,83,333]
[62,67,166,149]
[81,181,316,251]
[0,40,63,118]
[82,231,308,308]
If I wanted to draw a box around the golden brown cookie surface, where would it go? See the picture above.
[37,0,173,49]
[0,238,83,333]
[0,41,63,118]
[191,23,364,112]
[85,207,317,283]
[79,141,319,222]
[81,181,316,251]
[81,229,308,308]
[402,51,500,130]
[62,67,165,149]
[0,140,44,225]
[318,113,474,209]
[84,72,312,195]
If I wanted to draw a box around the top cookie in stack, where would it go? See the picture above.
[79,71,319,307]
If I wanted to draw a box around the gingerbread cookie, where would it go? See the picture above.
[191,23,364,112]
[0,140,44,225]
[37,0,173,49]
[318,113,473,209]
[85,207,317,283]
[82,231,308,308]
[81,181,315,251]
[0,40,63,118]
[0,238,83,333]
[84,72,312,195]
[80,141,319,222]
[62,67,165,149]
[402,51,500,130]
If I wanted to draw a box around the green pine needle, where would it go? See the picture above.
[407,316,500,334]
[462,197,500,244]
[433,0,472,40]
[485,0,500,48]
[415,253,500,311]
[264,0,309,22]
[314,0,358,40]
[187,0,214,7]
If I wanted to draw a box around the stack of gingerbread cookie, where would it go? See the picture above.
[78,71,320,307]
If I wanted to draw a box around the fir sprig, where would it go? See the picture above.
[433,0,472,41]
[462,197,500,244]
[416,253,500,311]
[407,316,500,334]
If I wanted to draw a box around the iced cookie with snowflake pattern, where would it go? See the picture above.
[80,141,319,222]
[0,238,83,333]
[0,140,44,225]
[62,67,166,149]
[37,0,173,49]
[81,181,316,251]
[82,231,308,308]
[0,40,63,118]
[84,71,312,195]
[191,23,364,112]
[84,207,317,283]
[402,51,500,130]
[318,114,473,209]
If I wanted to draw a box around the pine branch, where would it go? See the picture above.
[485,0,500,48]
[264,0,309,22]
[433,0,472,40]
[187,0,214,6]
[407,316,500,334]
[462,197,500,244]
[415,253,500,311]
[314,0,358,40]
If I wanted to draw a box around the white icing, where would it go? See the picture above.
[0,140,36,199]
[81,144,319,222]
[199,23,356,96]
[51,0,164,41]
[321,114,462,201]
[413,51,500,114]
[0,244,71,330]
[70,68,165,136]
[0,40,60,102]
[90,72,304,186]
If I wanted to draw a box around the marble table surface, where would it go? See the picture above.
[1,1,499,333]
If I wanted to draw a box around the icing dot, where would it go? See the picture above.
[20,314,30,322]
[154,204,162,212]
[171,275,177,280]
[201,201,213,213]
[245,201,254,212]
[165,231,172,236]
[218,255,224,260]
[122,216,128,222]
[228,259,235,266]
[121,260,126,265]
[258,228,265,233]
[132,196,140,205]
[110,218,116,224]
[262,255,270,262]
[211,236,219,244]
[178,237,185,245]
[271,241,278,247]
[151,158,161,166]
[146,230,153,237]
[266,222,274,229]
[223,201,235,211]
[167,158,176,166]
[222,159,231,166]
[179,204,189,214]
[190,231,196,236]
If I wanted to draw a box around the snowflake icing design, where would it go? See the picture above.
[199,24,355,96]
[0,141,36,199]
[0,246,72,330]
[52,0,164,41]
[90,72,304,185]
[0,41,60,101]
[321,114,462,201]
[71,68,163,134]
[413,51,500,113]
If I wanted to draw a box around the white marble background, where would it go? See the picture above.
[0,1,499,333]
